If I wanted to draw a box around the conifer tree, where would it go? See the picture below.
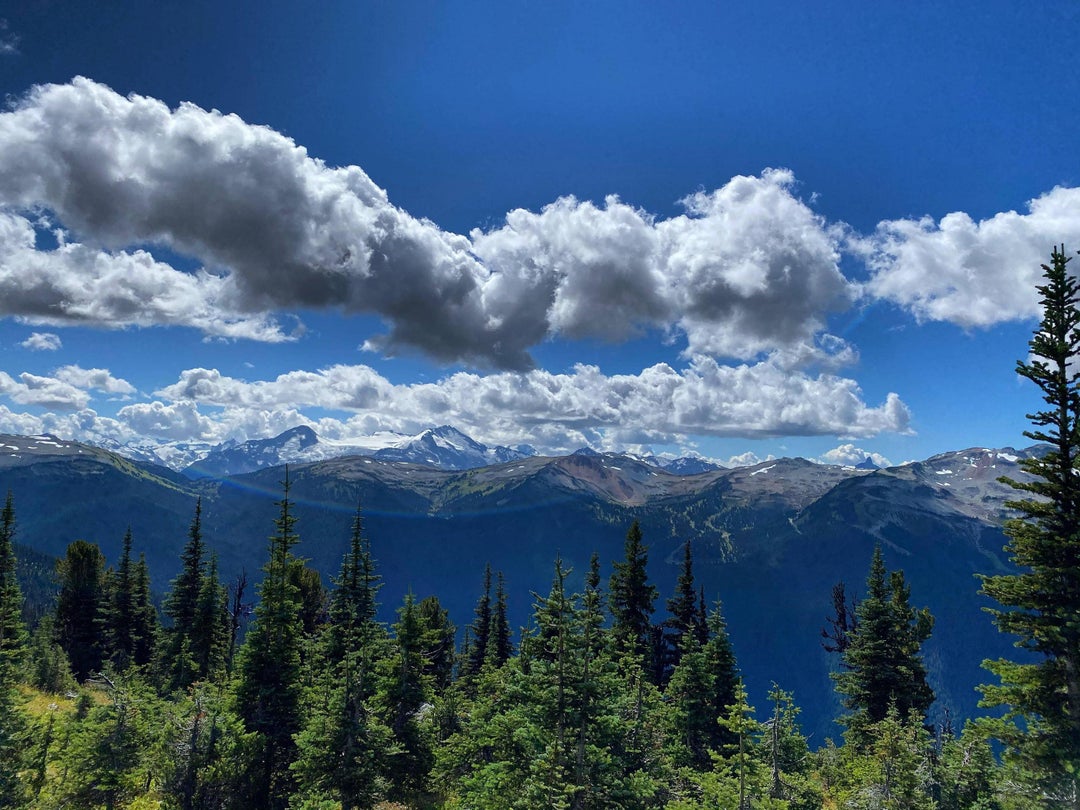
[0,491,25,808]
[418,595,456,693]
[55,539,106,680]
[485,571,512,669]
[0,491,26,678]
[608,520,657,675]
[292,506,390,809]
[101,527,136,669]
[234,470,306,810]
[190,553,228,682]
[463,564,493,678]
[701,600,741,752]
[821,580,858,657]
[163,499,207,691]
[131,552,158,668]
[980,245,1080,800]
[375,592,434,804]
[664,540,698,676]
[834,546,934,748]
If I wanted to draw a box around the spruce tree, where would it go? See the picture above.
[418,595,456,693]
[664,540,698,676]
[292,506,390,809]
[131,553,158,668]
[163,499,208,691]
[234,470,306,810]
[980,245,1080,800]
[101,527,136,669]
[190,553,228,682]
[834,546,934,748]
[608,520,658,675]
[702,600,741,752]
[485,571,513,669]
[0,491,25,808]
[0,491,26,678]
[55,539,107,680]
[375,592,435,805]
[463,563,493,678]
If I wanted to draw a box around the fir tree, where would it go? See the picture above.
[234,469,306,810]
[190,553,228,682]
[55,539,107,680]
[701,600,741,752]
[418,595,456,693]
[608,520,658,675]
[464,563,493,678]
[485,571,513,670]
[101,527,136,669]
[834,546,934,748]
[0,491,26,679]
[979,245,1080,803]
[163,499,208,691]
[0,491,25,808]
[131,553,158,668]
[375,592,435,805]
[291,504,390,809]
[664,540,698,677]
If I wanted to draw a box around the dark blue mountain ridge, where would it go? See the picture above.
[0,433,1039,741]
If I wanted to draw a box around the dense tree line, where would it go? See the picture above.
[0,246,1076,807]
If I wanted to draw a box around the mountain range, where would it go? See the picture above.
[95,424,724,478]
[0,431,1034,740]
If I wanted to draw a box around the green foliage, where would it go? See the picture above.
[373,592,435,805]
[980,245,1080,803]
[417,595,456,694]
[833,545,934,748]
[40,671,168,810]
[609,520,658,677]
[938,721,1004,810]
[0,492,27,683]
[23,614,75,694]
[462,564,493,681]
[291,507,391,810]
[55,539,107,681]
[234,471,307,810]
[663,540,699,679]
[162,499,208,692]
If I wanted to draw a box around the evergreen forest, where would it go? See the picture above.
[0,248,1078,808]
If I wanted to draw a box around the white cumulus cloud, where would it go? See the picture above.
[20,331,61,351]
[862,185,1080,326]
[819,443,891,468]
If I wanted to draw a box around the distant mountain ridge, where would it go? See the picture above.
[96,424,730,477]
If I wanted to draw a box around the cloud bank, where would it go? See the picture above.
[146,358,909,449]
[0,78,854,367]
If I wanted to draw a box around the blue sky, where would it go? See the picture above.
[0,1,1076,468]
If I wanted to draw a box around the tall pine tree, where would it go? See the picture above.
[0,491,26,678]
[292,505,390,809]
[980,244,1080,801]
[834,546,934,748]
[608,520,658,677]
[234,469,306,810]
[0,491,26,808]
[162,499,208,691]
[55,539,107,680]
